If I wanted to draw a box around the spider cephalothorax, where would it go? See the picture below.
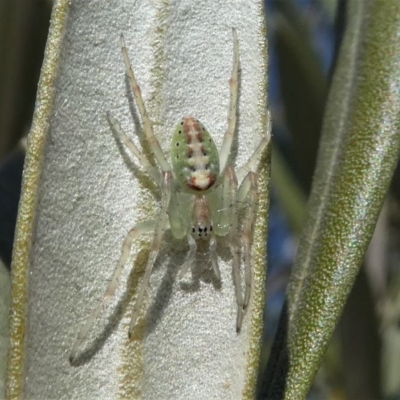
[70,29,270,364]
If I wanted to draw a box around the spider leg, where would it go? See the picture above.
[209,234,221,280]
[69,219,156,364]
[215,166,244,331]
[214,165,237,237]
[107,112,161,184]
[236,113,271,182]
[179,231,220,282]
[237,171,259,316]
[219,28,239,173]
[120,35,171,172]
[128,171,172,336]
[179,233,197,279]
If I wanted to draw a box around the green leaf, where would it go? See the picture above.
[286,0,400,397]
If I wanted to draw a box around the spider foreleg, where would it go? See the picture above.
[128,171,172,336]
[237,171,259,313]
[209,235,221,280]
[179,233,197,279]
[217,166,245,332]
[69,220,156,364]
[120,35,171,173]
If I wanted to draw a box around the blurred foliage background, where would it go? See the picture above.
[0,2,52,397]
[0,0,52,267]
[1,0,400,399]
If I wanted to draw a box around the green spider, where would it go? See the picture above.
[70,29,270,364]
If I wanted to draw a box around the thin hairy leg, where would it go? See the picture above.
[214,166,237,236]
[128,171,172,336]
[69,220,156,363]
[219,28,239,173]
[209,234,221,280]
[236,113,271,182]
[237,172,259,312]
[107,112,161,184]
[179,233,197,279]
[218,166,244,331]
[120,35,171,172]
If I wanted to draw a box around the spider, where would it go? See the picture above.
[69,29,270,364]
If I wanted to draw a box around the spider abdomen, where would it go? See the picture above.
[171,117,219,192]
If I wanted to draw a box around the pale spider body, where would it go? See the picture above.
[70,29,270,364]
[169,117,219,241]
